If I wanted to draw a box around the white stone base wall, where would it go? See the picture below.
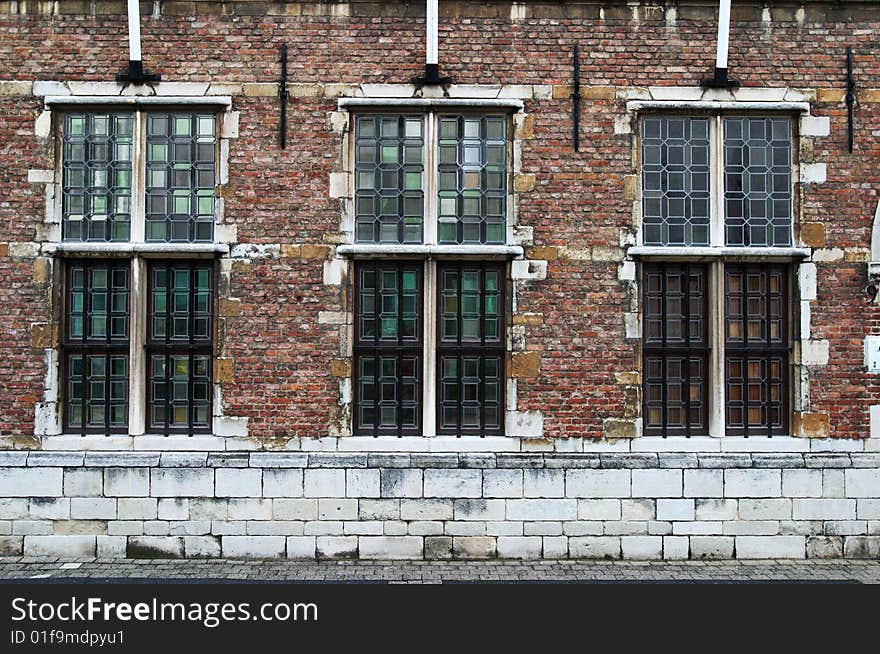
[0,451,878,560]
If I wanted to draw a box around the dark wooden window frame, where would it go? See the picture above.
[145,259,215,435]
[62,259,131,435]
[353,261,424,437]
[435,261,506,437]
[641,262,710,437]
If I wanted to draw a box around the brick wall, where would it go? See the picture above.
[0,1,879,446]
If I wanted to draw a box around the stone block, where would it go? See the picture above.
[104,468,149,497]
[496,536,542,559]
[215,469,262,497]
[423,470,481,498]
[735,536,805,559]
[222,536,285,558]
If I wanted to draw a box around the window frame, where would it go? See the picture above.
[637,111,797,251]
[349,109,513,248]
[636,110,800,438]
[55,106,221,436]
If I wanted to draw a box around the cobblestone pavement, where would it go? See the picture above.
[0,558,877,583]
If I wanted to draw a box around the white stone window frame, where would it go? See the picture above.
[31,92,247,447]
[623,96,827,445]
[332,97,538,441]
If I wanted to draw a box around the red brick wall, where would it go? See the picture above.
[1,1,878,440]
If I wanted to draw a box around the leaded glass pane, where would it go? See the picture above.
[64,261,129,432]
[146,113,216,242]
[146,261,214,433]
[436,262,505,436]
[354,262,423,436]
[63,113,133,242]
[641,263,709,437]
[641,116,710,246]
[724,263,789,436]
[437,115,507,245]
[724,118,792,246]
[355,115,424,244]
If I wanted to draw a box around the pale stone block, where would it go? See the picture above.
[359,536,422,559]
[222,536,285,558]
[27,169,54,184]
[800,340,830,366]
[684,469,723,497]
[524,522,563,536]
[735,536,805,559]
[227,499,272,521]
[29,498,70,520]
[25,535,95,557]
[0,468,62,497]
[656,499,695,521]
[345,469,379,498]
[13,520,52,535]
[663,536,690,560]
[423,470,481,498]
[738,499,792,520]
[150,469,214,497]
[318,499,358,521]
[118,498,158,520]
[822,470,846,498]
[262,469,304,497]
[168,520,211,536]
[631,470,682,498]
[506,499,577,521]
[724,470,781,497]
[444,522,486,536]
[323,258,346,286]
[569,536,621,559]
[621,499,654,520]
[273,499,318,521]
[246,522,304,536]
[496,536,542,559]
[189,499,228,521]
[453,536,496,558]
[800,115,830,137]
[542,536,568,558]
[97,535,127,558]
[857,499,880,519]
[523,469,564,497]
[407,521,443,536]
[722,521,780,536]
[184,536,221,558]
[104,468,149,497]
[671,522,722,535]
[482,470,522,498]
[798,262,817,300]
[33,80,69,96]
[695,499,737,521]
[800,163,827,184]
[316,535,358,558]
[505,410,544,437]
[358,499,400,520]
[399,499,452,521]
[578,499,621,520]
[304,469,346,497]
[70,498,116,520]
[286,536,317,560]
[215,468,262,497]
[845,469,880,497]
[108,521,144,536]
[691,536,735,559]
[35,111,52,139]
[383,520,409,536]
[329,172,350,198]
[211,521,246,536]
[782,469,822,497]
[510,259,547,281]
[157,498,188,521]
[566,470,630,498]
[622,536,663,559]
[792,499,856,520]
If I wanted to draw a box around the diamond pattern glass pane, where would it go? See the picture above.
[62,113,133,242]
[355,115,424,243]
[724,118,792,246]
[641,117,710,246]
[437,115,507,244]
[146,113,216,242]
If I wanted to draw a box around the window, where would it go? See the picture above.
[641,115,792,247]
[63,261,130,433]
[639,114,795,437]
[58,109,219,435]
[354,113,507,245]
[349,109,512,438]
[353,261,506,437]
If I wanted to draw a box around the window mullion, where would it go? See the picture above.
[711,115,724,248]
[131,111,146,244]
[424,111,438,246]
[710,260,725,438]
[128,257,146,435]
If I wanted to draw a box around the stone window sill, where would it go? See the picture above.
[336,244,524,258]
[627,246,811,261]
